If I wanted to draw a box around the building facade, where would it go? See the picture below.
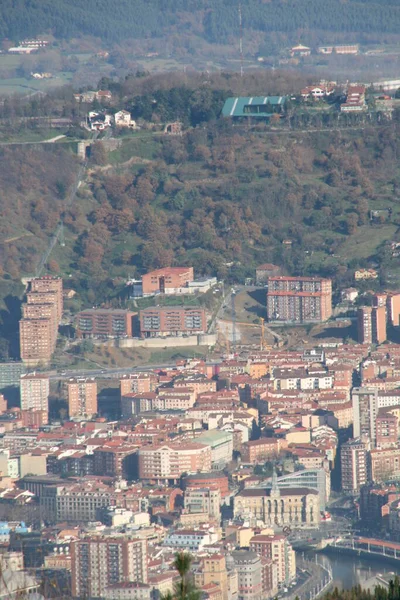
[138,443,212,481]
[142,267,194,296]
[230,550,274,600]
[67,378,97,418]
[75,309,136,339]
[20,373,49,422]
[139,307,206,338]
[184,487,221,519]
[266,277,332,323]
[370,448,400,482]
[19,276,62,366]
[352,387,378,443]
[71,537,147,599]
[340,439,369,492]
[357,306,387,345]
[249,534,296,586]
[233,487,320,528]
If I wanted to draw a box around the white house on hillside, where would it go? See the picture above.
[114,110,137,128]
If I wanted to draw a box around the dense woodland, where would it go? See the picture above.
[2,0,400,47]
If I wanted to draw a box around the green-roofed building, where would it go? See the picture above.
[222,95,288,120]
[197,430,233,468]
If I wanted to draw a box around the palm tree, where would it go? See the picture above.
[162,552,201,600]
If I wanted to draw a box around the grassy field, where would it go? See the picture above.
[0,73,73,95]
[108,134,161,164]
[60,343,209,369]
[340,223,397,260]
[0,128,63,143]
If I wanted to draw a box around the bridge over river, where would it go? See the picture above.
[326,537,400,561]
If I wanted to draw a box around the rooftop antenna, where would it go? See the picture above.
[239,2,244,78]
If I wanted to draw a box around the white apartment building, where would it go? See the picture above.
[20,373,49,412]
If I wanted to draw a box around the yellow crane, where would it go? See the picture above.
[260,317,272,351]
[260,317,265,350]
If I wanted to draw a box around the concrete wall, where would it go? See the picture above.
[114,334,217,349]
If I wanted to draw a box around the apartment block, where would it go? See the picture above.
[357,306,387,344]
[93,444,138,478]
[352,387,378,443]
[184,487,221,519]
[30,276,63,322]
[139,306,206,338]
[231,550,274,600]
[376,409,399,449]
[386,293,400,327]
[120,373,158,397]
[67,378,97,418]
[370,448,400,482]
[249,534,296,586]
[21,409,48,428]
[23,301,57,327]
[19,276,63,366]
[142,267,194,296]
[138,443,212,481]
[0,362,25,389]
[19,318,54,366]
[121,393,156,418]
[41,483,116,522]
[340,439,369,492]
[71,537,147,599]
[75,309,136,339]
[20,374,49,422]
[194,554,230,600]
[266,276,332,323]
[241,438,281,463]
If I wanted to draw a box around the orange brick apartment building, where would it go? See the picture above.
[75,309,136,339]
[139,306,206,338]
[266,276,332,323]
[67,378,97,418]
[19,276,63,366]
[142,267,194,296]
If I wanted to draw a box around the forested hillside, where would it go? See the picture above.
[2,107,400,317]
[2,0,400,44]
[1,71,400,357]
[0,145,78,281]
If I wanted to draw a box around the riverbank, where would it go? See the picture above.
[285,558,332,600]
[304,550,399,592]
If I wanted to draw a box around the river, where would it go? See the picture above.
[306,551,400,591]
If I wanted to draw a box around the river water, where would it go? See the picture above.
[307,552,400,591]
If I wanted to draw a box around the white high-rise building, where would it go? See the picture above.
[20,373,49,414]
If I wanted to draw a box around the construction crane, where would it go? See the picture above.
[260,316,272,351]
[260,317,265,350]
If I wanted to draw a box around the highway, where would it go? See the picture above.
[47,360,222,380]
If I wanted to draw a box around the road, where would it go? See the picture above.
[34,130,98,278]
[47,360,222,380]
[0,135,66,146]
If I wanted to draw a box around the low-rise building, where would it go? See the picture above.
[114,110,137,128]
[138,443,212,481]
[139,306,206,338]
[76,309,136,339]
[164,529,219,551]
